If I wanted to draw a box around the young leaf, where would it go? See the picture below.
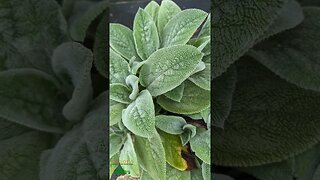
[166,163,191,180]
[158,130,189,171]
[180,131,191,146]
[144,1,160,23]
[212,59,320,166]
[248,7,320,92]
[157,0,181,39]
[155,115,187,135]
[190,130,210,164]
[120,134,140,177]
[157,80,210,114]
[134,130,166,180]
[52,42,93,122]
[110,23,138,60]
[212,0,286,78]
[110,103,126,126]
[68,0,108,42]
[110,83,131,104]
[183,124,197,138]
[0,69,65,133]
[133,8,160,60]
[188,63,210,91]
[212,65,237,128]
[0,131,50,180]
[110,48,131,85]
[0,0,68,74]
[126,75,140,100]
[161,9,207,47]
[202,163,211,180]
[93,13,108,78]
[164,82,185,102]
[140,45,203,96]
[122,90,155,138]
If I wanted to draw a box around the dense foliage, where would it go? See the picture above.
[109,1,211,179]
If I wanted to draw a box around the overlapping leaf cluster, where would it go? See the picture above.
[0,0,110,179]
[212,0,320,179]
[109,0,211,179]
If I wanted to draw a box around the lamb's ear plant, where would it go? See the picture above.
[109,0,211,179]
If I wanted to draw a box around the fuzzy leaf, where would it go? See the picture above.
[134,130,166,180]
[166,164,191,180]
[198,14,211,38]
[155,115,186,135]
[110,83,131,104]
[120,134,140,177]
[212,0,286,78]
[52,42,93,122]
[191,169,203,180]
[157,80,210,114]
[161,9,207,47]
[0,0,68,74]
[140,45,203,96]
[93,13,108,78]
[133,8,159,60]
[164,82,185,102]
[0,69,65,133]
[189,63,210,91]
[157,0,181,39]
[110,133,123,159]
[110,48,130,84]
[144,1,160,23]
[202,163,210,180]
[110,23,138,60]
[249,7,320,92]
[190,129,210,164]
[212,59,320,166]
[159,131,189,171]
[68,0,108,42]
[212,65,237,128]
[122,90,155,138]
[110,103,126,126]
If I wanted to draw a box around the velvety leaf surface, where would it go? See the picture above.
[68,0,108,42]
[0,131,50,180]
[190,129,210,164]
[52,42,93,122]
[198,14,211,38]
[212,65,237,128]
[249,7,320,92]
[212,58,320,166]
[157,80,210,114]
[212,0,286,78]
[188,63,210,91]
[134,130,166,180]
[110,133,122,158]
[166,164,191,180]
[161,9,207,47]
[110,83,131,104]
[202,163,210,180]
[140,45,203,96]
[133,8,159,60]
[0,0,68,74]
[144,1,159,23]
[110,49,130,84]
[155,115,186,135]
[93,13,108,78]
[110,23,138,61]
[120,134,140,177]
[158,131,188,171]
[122,90,155,138]
[164,82,185,102]
[110,103,125,126]
[0,69,65,133]
[157,0,181,40]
